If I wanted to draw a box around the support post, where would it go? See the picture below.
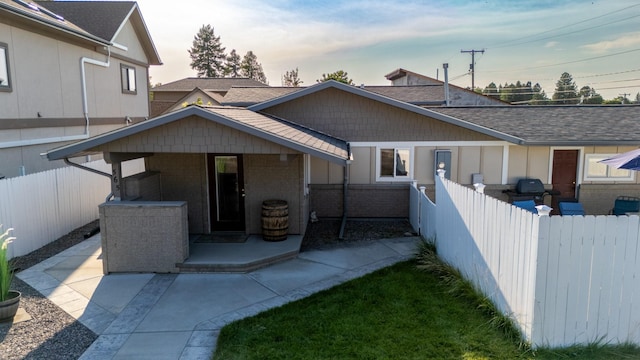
[111,162,123,201]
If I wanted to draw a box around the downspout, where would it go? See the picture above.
[338,144,351,240]
[80,47,111,137]
[1,48,111,150]
[64,157,114,202]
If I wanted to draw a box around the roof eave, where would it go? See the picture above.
[114,3,162,65]
[0,2,110,46]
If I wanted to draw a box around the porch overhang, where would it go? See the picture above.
[42,105,350,166]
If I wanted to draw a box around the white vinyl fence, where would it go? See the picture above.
[411,176,640,348]
[0,159,144,259]
[409,184,436,240]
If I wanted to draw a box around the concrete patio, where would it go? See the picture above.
[16,234,420,359]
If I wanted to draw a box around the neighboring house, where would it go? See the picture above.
[150,78,269,117]
[0,0,160,178]
[45,80,640,230]
[385,67,506,106]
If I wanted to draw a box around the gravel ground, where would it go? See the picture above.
[0,221,100,360]
[301,218,416,250]
[0,218,415,359]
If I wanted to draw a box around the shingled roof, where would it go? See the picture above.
[36,1,134,42]
[222,87,301,106]
[431,105,640,145]
[364,85,444,106]
[44,105,350,165]
[35,0,161,65]
[153,78,269,92]
[0,0,108,45]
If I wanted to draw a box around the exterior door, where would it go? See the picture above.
[208,154,245,231]
[551,150,579,210]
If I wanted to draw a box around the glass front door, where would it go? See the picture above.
[208,154,245,231]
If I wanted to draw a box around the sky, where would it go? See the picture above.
[133,0,640,101]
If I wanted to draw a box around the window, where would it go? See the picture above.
[584,154,635,181]
[120,64,136,94]
[0,43,11,92]
[378,147,411,180]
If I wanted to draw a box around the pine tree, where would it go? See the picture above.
[188,24,226,78]
[530,83,549,105]
[317,70,354,85]
[552,72,579,104]
[240,51,267,83]
[224,49,241,78]
[482,82,500,100]
[579,86,603,104]
[282,68,303,87]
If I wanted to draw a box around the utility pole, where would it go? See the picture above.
[461,49,485,90]
[619,93,630,104]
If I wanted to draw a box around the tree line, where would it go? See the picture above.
[480,72,639,105]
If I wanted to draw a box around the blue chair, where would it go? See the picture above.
[513,200,537,213]
[559,202,585,215]
[611,196,640,215]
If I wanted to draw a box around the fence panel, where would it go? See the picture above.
[435,176,539,341]
[432,177,640,347]
[534,215,640,347]
[0,159,144,259]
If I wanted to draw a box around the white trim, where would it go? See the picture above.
[374,146,414,182]
[583,153,636,182]
[502,145,509,185]
[111,5,137,43]
[6,134,90,150]
[548,146,584,186]
[350,140,510,147]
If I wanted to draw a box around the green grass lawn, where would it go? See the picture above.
[214,253,640,359]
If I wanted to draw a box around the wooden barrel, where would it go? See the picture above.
[261,200,288,241]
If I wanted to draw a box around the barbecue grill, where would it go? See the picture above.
[503,178,558,204]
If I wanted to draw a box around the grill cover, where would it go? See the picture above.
[516,178,545,194]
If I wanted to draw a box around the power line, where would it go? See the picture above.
[481,48,640,73]
[484,3,640,49]
[488,13,640,50]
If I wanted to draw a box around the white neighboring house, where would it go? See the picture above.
[0,0,161,178]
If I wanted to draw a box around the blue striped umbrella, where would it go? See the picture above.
[600,149,640,170]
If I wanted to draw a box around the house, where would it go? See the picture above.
[385,67,506,106]
[43,80,640,272]
[150,77,269,117]
[0,0,161,178]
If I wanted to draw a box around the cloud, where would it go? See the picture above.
[581,32,640,53]
[545,41,559,48]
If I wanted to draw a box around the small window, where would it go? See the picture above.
[0,43,11,92]
[378,147,411,180]
[584,154,635,182]
[120,64,137,94]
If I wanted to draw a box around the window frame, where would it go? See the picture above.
[375,146,413,182]
[583,153,635,182]
[120,64,137,94]
[0,42,11,92]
